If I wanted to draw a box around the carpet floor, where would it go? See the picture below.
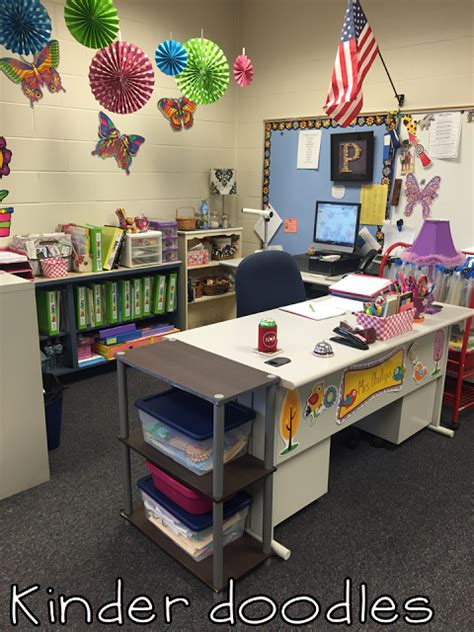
[0,368,472,631]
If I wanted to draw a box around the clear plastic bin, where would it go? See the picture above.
[135,389,254,476]
[138,476,251,561]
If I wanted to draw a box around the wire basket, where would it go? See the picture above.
[176,207,196,231]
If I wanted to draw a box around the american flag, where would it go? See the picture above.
[323,0,379,127]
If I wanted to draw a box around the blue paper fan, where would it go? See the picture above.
[155,39,187,76]
[0,0,52,55]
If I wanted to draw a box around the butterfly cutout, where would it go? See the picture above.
[91,112,145,175]
[0,40,64,107]
[158,97,196,131]
[404,173,441,218]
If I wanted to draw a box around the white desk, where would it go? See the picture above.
[221,258,341,288]
[172,298,472,557]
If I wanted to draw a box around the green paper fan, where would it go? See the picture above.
[64,0,119,49]
[175,37,229,105]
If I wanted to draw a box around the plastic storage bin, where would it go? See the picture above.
[146,461,212,514]
[135,389,254,475]
[138,475,251,561]
[121,231,162,268]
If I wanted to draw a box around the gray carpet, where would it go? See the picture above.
[0,368,472,631]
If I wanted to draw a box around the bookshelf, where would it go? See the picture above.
[34,262,182,376]
[178,227,243,330]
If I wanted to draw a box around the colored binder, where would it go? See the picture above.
[37,290,60,335]
[153,275,167,314]
[101,227,124,271]
[88,284,104,327]
[142,276,152,316]
[105,281,119,324]
[120,279,132,321]
[132,278,142,319]
[76,286,88,331]
[88,226,102,272]
[166,272,178,312]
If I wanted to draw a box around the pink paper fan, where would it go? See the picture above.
[233,53,254,87]
[89,41,155,114]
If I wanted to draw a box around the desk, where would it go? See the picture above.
[221,257,343,294]
[171,297,472,557]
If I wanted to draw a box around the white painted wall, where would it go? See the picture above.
[0,0,239,245]
[1,0,472,254]
[236,0,474,254]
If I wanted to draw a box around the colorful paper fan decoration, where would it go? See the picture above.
[233,52,254,87]
[155,39,187,76]
[175,37,229,105]
[0,0,52,55]
[64,0,119,49]
[89,41,155,114]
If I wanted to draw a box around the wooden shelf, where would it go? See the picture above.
[39,331,67,341]
[80,313,167,334]
[121,427,275,501]
[179,227,243,237]
[123,505,270,592]
[189,291,236,305]
[188,261,221,270]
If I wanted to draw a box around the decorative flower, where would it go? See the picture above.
[331,119,338,127]
[292,121,299,130]
[315,121,321,129]
[263,185,269,195]
[381,176,390,185]
[366,116,374,126]
[265,123,271,131]
[0,137,12,177]
[357,117,365,126]
[307,120,314,128]
[299,121,306,129]
[285,122,292,129]
[279,123,285,130]
[375,115,382,124]
[322,119,331,128]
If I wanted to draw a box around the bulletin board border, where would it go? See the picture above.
[262,112,397,209]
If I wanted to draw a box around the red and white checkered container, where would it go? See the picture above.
[40,257,68,278]
[356,308,416,341]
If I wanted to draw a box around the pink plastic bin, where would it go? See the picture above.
[145,461,212,514]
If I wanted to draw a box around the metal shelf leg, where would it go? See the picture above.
[212,400,225,591]
[117,357,133,515]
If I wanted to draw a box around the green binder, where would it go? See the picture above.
[120,279,132,322]
[76,286,88,331]
[88,225,103,272]
[142,276,152,316]
[37,290,60,335]
[88,283,104,326]
[166,272,178,313]
[132,278,142,319]
[153,275,167,314]
[105,281,119,324]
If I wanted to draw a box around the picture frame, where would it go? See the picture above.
[330,131,374,182]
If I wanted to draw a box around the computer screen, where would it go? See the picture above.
[313,201,361,254]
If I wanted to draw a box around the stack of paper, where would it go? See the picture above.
[329,274,391,300]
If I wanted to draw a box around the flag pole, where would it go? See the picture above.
[378,50,404,107]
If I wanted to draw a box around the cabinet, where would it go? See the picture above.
[178,228,243,330]
[117,339,279,592]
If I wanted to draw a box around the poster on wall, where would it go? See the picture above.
[337,348,405,423]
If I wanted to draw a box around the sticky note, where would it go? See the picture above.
[284,218,298,233]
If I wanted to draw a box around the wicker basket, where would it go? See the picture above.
[176,207,196,231]
[192,280,204,299]
[202,276,230,296]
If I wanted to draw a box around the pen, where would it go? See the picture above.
[309,303,316,312]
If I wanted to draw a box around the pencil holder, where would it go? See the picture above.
[356,308,415,341]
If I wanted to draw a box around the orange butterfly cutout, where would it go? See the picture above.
[158,97,196,131]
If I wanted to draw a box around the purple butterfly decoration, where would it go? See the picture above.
[404,173,441,218]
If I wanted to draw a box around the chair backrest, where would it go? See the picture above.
[235,250,306,317]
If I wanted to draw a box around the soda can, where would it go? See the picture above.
[258,318,278,352]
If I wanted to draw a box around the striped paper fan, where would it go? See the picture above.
[175,37,229,105]
[0,0,52,55]
[89,41,155,114]
[64,0,119,49]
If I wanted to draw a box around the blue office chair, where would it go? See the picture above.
[235,251,306,317]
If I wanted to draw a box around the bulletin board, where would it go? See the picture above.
[390,108,473,251]
[262,113,397,254]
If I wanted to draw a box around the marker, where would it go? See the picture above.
[309,303,316,312]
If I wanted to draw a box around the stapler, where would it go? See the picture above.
[330,326,369,350]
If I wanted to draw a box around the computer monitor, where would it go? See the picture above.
[313,201,361,254]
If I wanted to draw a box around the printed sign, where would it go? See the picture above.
[337,348,405,423]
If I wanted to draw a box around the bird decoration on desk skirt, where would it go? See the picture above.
[340,388,357,409]
[304,382,325,422]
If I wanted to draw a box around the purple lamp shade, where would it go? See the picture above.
[400,219,465,267]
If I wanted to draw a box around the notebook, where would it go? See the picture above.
[329,274,391,300]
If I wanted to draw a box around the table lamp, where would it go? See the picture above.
[210,168,237,220]
[399,219,465,267]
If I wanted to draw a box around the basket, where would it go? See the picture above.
[202,276,230,296]
[356,308,416,341]
[176,207,196,231]
[187,245,209,266]
[40,257,69,278]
